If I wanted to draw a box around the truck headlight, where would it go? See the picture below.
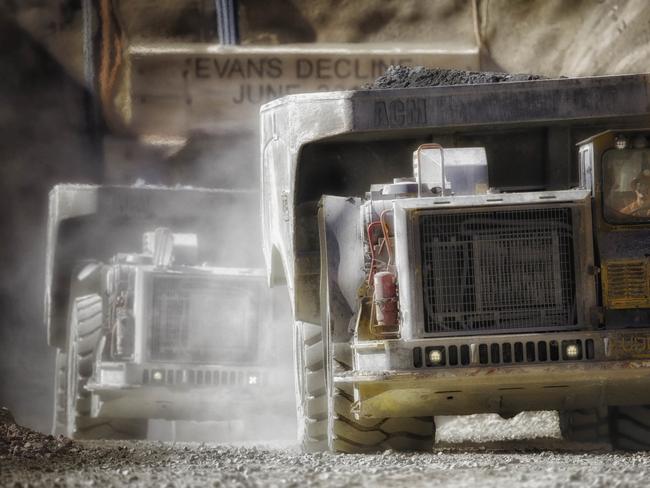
[426,347,445,366]
[563,342,582,360]
[565,344,578,358]
[615,134,628,150]
[429,350,442,364]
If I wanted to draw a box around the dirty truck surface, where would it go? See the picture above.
[3,411,650,487]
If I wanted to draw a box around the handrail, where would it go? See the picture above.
[416,143,445,198]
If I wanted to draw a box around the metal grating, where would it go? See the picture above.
[149,275,256,363]
[603,260,650,309]
[419,207,577,334]
[142,368,265,386]
[412,338,595,368]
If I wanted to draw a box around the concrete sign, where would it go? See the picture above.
[123,43,479,137]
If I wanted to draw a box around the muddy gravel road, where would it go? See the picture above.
[3,410,650,488]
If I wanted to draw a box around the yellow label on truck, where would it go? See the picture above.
[608,333,650,359]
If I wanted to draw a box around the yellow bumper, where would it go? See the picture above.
[337,360,650,419]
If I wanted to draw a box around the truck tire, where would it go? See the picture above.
[559,407,610,444]
[294,320,329,452]
[561,406,650,451]
[330,357,435,453]
[295,321,435,453]
[52,349,67,435]
[66,293,147,440]
[610,406,650,451]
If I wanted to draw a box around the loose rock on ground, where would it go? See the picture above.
[3,407,650,487]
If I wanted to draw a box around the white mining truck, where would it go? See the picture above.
[260,72,650,452]
[46,184,290,439]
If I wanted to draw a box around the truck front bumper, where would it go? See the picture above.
[86,362,293,421]
[344,329,650,419]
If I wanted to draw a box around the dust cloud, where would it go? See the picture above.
[0,11,98,433]
[0,9,296,443]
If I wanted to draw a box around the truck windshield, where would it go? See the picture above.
[603,148,650,224]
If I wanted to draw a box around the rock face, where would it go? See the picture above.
[369,65,546,89]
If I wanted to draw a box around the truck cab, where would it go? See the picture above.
[580,130,650,321]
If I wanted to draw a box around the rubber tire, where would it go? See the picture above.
[53,261,101,436]
[611,406,650,451]
[330,358,435,453]
[559,407,610,444]
[66,293,147,440]
[295,321,329,452]
[52,349,67,436]
[295,321,435,453]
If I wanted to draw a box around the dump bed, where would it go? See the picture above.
[259,73,650,319]
[45,184,262,348]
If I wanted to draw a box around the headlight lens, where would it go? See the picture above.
[429,349,443,364]
[562,341,582,360]
[426,347,446,366]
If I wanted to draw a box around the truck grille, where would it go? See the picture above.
[419,207,577,335]
[412,337,596,369]
[142,367,267,387]
[149,275,257,363]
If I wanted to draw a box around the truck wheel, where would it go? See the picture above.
[294,321,329,452]
[559,407,610,444]
[66,293,147,440]
[610,406,650,450]
[330,361,435,453]
[295,321,435,453]
[52,349,67,435]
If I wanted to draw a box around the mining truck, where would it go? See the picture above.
[260,72,650,452]
[46,184,290,439]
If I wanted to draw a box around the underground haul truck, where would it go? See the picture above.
[260,72,650,452]
[46,185,289,439]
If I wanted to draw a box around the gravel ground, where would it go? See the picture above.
[4,438,650,488]
[4,408,650,488]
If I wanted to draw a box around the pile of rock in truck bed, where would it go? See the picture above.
[369,65,546,89]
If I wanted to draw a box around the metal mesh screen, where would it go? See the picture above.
[149,275,257,363]
[419,207,576,334]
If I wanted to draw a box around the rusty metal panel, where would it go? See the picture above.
[350,74,650,132]
[336,358,650,417]
[602,258,650,309]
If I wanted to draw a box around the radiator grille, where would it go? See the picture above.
[603,260,650,309]
[142,367,266,386]
[412,338,595,369]
[149,275,257,363]
[419,207,577,334]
